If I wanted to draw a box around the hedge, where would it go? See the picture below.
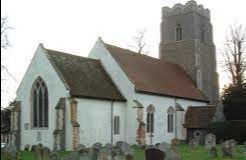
[209,120,246,144]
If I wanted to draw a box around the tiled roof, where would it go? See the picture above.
[104,43,208,102]
[45,48,125,101]
[184,106,216,128]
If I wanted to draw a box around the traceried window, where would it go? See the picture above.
[114,116,120,135]
[146,105,155,133]
[167,107,175,133]
[176,24,182,41]
[32,77,48,128]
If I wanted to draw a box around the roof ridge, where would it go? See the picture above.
[46,48,99,62]
[104,42,185,67]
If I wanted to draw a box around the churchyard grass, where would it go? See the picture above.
[1,144,244,160]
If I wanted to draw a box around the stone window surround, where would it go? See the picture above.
[167,106,175,133]
[146,105,155,133]
[30,77,49,129]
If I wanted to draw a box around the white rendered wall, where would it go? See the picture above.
[89,39,138,145]
[76,98,126,147]
[136,93,207,144]
[16,45,69,150]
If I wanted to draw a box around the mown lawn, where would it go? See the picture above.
[1,145,245,160]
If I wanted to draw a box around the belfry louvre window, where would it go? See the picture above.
[114,116,120,135]
[176,24,182,41]
[32,77,48,128]
[146,105,155,133]
[167,107,175,133]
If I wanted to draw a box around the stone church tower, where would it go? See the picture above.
[159,0,219,104]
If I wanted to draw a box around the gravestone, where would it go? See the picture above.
[205,133,216,149]
[43,147,51,160]
[189,139,199,150]
[209,147,217,158]
[3,142,18,160]
[24,144,30,151]
[170,139,181,160]
[157,142,170,152]
[145,147,166,160]
[34,145,43,160]
[221,141,233,158]
[228,139,238,151]
[98,148,109,160]
[93,142,102,150]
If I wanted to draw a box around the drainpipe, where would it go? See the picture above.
[111,102,114,144]
[174,98,178,139]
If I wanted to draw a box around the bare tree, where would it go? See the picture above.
[222,24,246,86]
[1,16,16,99]
[129,29,149,54]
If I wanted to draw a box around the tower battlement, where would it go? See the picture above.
[162,0,210,19]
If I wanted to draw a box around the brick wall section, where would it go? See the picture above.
[70,98,80,150]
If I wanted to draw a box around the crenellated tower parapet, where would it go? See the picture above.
[162,0,210,19]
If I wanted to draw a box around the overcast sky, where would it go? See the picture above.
[1,0,246,107]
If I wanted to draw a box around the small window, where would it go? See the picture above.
[114,116,120,135]
[146,105,155,133]
[176,24,182,41]
[201,25,205,42]
[167,107,175,133]
[197,69,202,89]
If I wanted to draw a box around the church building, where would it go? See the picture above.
[7,0,219,151]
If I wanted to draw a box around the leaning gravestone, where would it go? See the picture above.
[205,133,216,149]
[3,142,18,160]
[145,147,166,160]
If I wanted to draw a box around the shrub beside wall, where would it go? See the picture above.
[209,120,246,144]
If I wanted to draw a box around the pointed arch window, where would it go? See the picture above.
[146,105,155,133]
[32,77,49,128]
[167,107,175,133]
[176,24,182,41]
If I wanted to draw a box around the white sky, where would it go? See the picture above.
[1,0,246,107]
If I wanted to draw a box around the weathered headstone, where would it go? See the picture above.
[209,147,217,158]
[205,133,216,149]
[98,148,109,160]
[3,142,18,160]
[93,142,102,150]
[43,147,51,160]
[34,145,43,160]
[145,147,166,160]
[221,141,233,158]
[228,139,238,151]
[170,139,181,160]
[24,144,30,151]
[189,139,199,150]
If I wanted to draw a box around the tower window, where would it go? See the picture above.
[201,25,205,42]
[31,77,49,128]
[146,105,155,133]
[167,107,175,133]
[197,69,203,89]
[176,24,182,41]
